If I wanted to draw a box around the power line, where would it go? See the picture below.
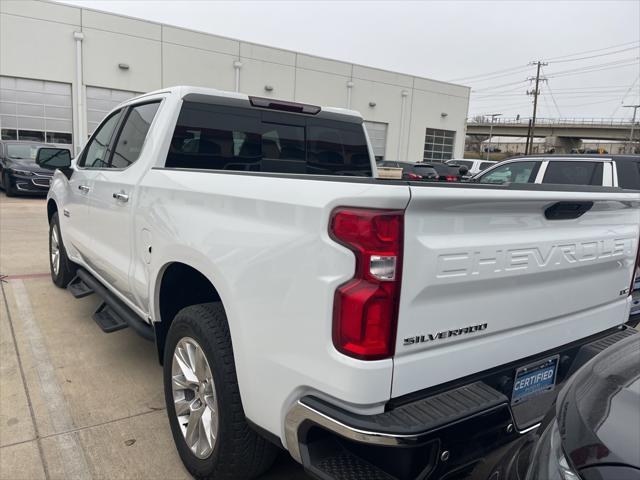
[447,64,529,82]
[547,46,640,64]
[543,40,640,61]
[541,67,562,117]
[450,40,640,83]
[610,74,640,116]
[546,61,639,79]
[546,56,640,76]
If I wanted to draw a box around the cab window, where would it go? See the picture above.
[110,102,160,169]
[79,110,122,168]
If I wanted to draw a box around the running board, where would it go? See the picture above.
[92,302,128,333]
[67,274,94,298]
[75,269,154,342]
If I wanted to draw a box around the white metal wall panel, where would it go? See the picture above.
[86,86,139,135]
[364,121,388,159]
[0,76,73,144]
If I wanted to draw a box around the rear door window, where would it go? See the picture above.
[478,162,495,171]
[166,102,372,176]
[479,161,539,184]
[542,161,603,186]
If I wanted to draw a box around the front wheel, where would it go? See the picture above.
[49,212,77,287]
[163,303,277,479]
[3,172,15,197]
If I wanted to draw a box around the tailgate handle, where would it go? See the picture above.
[545,201,593,220]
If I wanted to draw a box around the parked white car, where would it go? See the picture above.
[472,154,640,189]
[446,158,496,175]
[41,86,640,480]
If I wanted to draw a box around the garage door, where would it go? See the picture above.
[86,86,140,135]
[364,121,388,160]
[0,76,73,144]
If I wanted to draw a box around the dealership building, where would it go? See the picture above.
[0,0,470,161]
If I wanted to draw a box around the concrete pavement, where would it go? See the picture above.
[0,195,308,479]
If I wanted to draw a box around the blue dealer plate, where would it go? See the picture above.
[511,355,559,404]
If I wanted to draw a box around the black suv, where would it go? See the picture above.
[0,141,71,196]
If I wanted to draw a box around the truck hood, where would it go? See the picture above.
[558,333,640,471]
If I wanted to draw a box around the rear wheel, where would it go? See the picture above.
[163,303,277,479]
[49,212,77,287]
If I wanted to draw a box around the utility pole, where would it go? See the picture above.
[525,61,547,155]
[623,105,640,154]
[485,113,502,160]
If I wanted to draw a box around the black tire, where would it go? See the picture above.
[3,172,15,197]
[163,303,278,480]
[49,212,77,287]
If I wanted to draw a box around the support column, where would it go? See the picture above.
[73,31,85,155]
[346,80,354,109]
[233,61,243,93]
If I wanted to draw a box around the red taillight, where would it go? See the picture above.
[407,172,422,180]
[329,208,403,360]
[445,176,458,182]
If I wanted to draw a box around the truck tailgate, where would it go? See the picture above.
[393,185,640,397]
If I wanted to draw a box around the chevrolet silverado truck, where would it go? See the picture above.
[41,87,640,480]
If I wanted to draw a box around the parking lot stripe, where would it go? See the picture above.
[10,279,93,480]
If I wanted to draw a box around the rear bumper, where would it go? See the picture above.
[285,326,637,480]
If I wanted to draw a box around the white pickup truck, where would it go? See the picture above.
[41,86,640,480]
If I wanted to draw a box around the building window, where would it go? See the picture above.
[424,128,455,161]
[1,129,17,140]
[18,130,45,142]
[46,132,72,144]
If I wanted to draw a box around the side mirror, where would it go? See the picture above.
[458,165,469,176]
[36,148,72,170]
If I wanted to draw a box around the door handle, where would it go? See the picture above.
[112,192,129,203]
[78,184,90,193]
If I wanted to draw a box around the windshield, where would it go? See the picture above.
[6,144,46,161]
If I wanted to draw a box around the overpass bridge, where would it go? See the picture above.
[466,118,636,140]
[466,117,638,152]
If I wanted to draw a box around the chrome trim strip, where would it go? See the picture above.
[517,422,542,435]
[284,400,420,463]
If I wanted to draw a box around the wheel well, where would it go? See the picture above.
[47,199,57,222]
[156,262,221,364]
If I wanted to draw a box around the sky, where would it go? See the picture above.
[57,0,640,120]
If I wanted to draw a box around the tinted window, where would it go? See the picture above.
[413,164,439,179]
[542,161,603,186]
[111,102,160,169]
[617,159,640,190]
[478,162,495,171]
[166,102,372,176]
[449,160,473,168]
[79,111,122,168]
[479,161,538,184]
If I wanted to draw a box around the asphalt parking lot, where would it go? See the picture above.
[0,195,309,480]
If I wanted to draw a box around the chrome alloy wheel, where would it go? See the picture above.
[171,337,219,459]
[50,227,60,276]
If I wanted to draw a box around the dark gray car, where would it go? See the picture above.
[0,141,71,196]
